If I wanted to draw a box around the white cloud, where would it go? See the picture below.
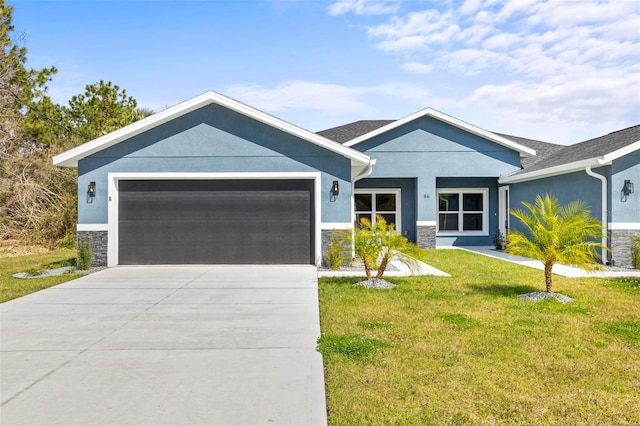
[482,33,519,49]
[224,81,369,114]
[368,10,463,52]
[467,66,640,137]
[459,0,483,16]
[344,0,640,141]
[527,0,638,27]
[328,0,400,16]
[223,80,431,127]
[495,0,538,21]
[402,62,434,74]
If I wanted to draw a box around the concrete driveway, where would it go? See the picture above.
[0,265,326,425]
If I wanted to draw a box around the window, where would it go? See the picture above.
[437,188,488,235]
[354,189,401,232]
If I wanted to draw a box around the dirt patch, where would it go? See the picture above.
[0,240,51,258]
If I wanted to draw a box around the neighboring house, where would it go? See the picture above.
[499,125,640,267]
[53,91,639,268]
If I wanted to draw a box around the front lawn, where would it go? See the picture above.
[318,249,640,425]
[0,247,82,303]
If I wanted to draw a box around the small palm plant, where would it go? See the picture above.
[323,231,351,270]
[344,215,421,280]
[506,194,607,293]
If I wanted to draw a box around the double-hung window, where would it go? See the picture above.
[354,189,401,232]
[437,188,488,235]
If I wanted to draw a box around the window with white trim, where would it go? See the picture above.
[354,189,401,232]
[437,188,488,235]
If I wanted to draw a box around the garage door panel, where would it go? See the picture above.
[118,180,314,264]
[120,192,310,222]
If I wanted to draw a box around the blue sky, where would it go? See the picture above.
[11,0,640,144]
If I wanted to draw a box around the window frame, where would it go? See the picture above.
[354,188,402,234]
[436,188,489,236]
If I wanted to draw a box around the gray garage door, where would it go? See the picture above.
[118,179,314,264]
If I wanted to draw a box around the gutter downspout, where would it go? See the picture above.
[353,159,376,183]
[585,165,608,264]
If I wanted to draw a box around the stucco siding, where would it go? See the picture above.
[509,170,606,225]
[611,151,640,224]
[355,117,521,224]
[77,104,353,225]
[508,170,610,262]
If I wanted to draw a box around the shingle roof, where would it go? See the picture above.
[317,120,394,144]
[494,133,564,168]
[318,118,640,178]
[511,124,640,175]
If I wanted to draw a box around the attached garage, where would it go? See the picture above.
[53,91,372,267]
[118,179,315,265]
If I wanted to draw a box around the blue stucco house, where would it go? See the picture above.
[499,126,640,267]
[53,91,639,267]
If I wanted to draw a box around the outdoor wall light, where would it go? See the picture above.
[87,181,96,198]
[331,180,340,196]
[623,179,634,195]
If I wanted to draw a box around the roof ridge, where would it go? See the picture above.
[604,124,640,136]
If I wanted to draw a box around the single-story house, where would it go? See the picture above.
[499,125,640,267]
[53,91,639,268]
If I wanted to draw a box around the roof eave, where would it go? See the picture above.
[602,140,640,163]
[344,107,536,158]
[499,157,610,184]
[53,91,371,168]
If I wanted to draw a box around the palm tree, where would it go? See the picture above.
[345,215,421,280]
[506,194,607,293]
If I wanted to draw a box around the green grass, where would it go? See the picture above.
[318,249,640,425]
[0,248,83,303]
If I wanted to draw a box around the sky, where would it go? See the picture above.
[10,0,640,144]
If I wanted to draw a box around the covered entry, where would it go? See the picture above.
[118,179,315,264]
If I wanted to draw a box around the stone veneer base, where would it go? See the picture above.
[610,229,640,268]
[417,225,436,249]
[77,230,108,267]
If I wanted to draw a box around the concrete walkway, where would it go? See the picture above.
[318,254,450,277]
[0,265,326,426]
[457,246,640,278]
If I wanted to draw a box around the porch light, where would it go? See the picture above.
[624,179,634,195]
[88,181,96,198]
[331,180,340,196]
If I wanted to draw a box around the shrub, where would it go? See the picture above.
[344,215,423,279]
[76,233,93,270]
[492,227,506,249]
[631,235,640,269]
[324,231,351,270]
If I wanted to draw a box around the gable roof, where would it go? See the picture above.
[337,108,536,158]
[53,91,371,168]
[500,125,640,183]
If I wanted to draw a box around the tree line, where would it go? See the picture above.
[0,1,152,246]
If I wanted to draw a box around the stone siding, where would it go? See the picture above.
[610,229,640,268]
[321,229,352,268]
[77,230,108,267]
[417,225,436,248]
